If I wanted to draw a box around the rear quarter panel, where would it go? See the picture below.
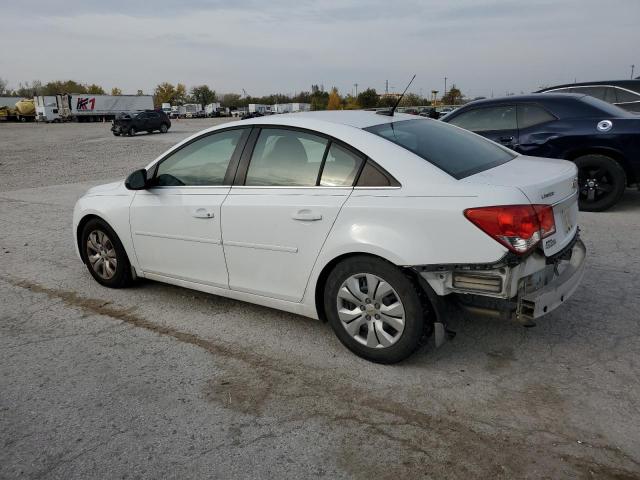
[302,183,529,307]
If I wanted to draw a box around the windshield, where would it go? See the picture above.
[364,119,516,179]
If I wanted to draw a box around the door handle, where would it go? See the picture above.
[499,136,514,144]
[292,209,322,221]
[193,207,214,219]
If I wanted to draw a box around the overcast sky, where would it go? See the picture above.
[1,0,638,98]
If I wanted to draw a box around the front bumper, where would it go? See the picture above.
[419,237,587,323]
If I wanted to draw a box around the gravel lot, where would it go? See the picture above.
[1,120,639,479]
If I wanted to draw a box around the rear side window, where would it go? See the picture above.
[446,106,517,132]
[245,129,328,186]
[320,143,363,186]
[517,105,556,129]
[615,87,640,103]
[365,119,516,179]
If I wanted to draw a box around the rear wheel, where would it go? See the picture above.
[112,131,120,136]
[324,256,427,363]
[81,218,132,288]
[160,123,169,133]
[575,154,626,212]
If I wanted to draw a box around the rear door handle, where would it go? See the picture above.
[292,209,322,221]
[193,207,214,219]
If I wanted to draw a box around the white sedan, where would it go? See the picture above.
[73,111,586,363]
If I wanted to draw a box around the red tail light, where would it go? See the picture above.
[464,204,556,254]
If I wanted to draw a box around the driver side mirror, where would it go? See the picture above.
[125,169,149,190]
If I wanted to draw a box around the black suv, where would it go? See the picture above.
[112,110,171,136]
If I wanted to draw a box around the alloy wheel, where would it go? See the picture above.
[86,230,118,280]
[579,167,614,203]
[336,273,405,348]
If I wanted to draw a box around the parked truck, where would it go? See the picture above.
[0,97,36,121]
[183,103,203,118]
[34,94,154,122]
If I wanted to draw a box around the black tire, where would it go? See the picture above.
[324,255,427,364]
[128,127,136,136]
[160,123,169,133]
[112,131,120,136]
[80,218,132,288]
[575,154,626,212]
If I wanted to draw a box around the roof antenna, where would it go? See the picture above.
[378,74,416,116]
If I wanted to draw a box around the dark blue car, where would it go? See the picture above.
[441,93,640,211]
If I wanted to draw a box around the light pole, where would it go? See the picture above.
[354,83,358,97]
[632,65,636,79]
[444,77,447,101]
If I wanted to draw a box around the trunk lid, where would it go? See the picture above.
[462,155,579,256]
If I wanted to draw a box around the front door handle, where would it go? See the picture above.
[499,136,514,144]
[292,209,322,221]
[193,207,214,219]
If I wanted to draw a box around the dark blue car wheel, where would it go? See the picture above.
[575,154,626,212]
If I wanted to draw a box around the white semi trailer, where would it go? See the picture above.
[35,94,154,122]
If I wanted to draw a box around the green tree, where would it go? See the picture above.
[42,80,87,95]
[153,82,187,105]
[399,92,422,107]
[190,85,216,106]
[86,84,105,94]
[15,80,43,97]
[110,87,122,95]
[357,88,378,108]
[343,94,360,110]
[136,89,144,96]
[308,85,328,110]
[442,85,463,105]
[220,93,242,108]
[377,95,398,108]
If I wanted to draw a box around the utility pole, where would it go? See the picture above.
[444,77,447,102]
[385,80,389,94]
[632,65,636,79]
[354,83,358,97]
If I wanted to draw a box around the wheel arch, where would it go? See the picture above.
[313,251,443,326]
[564,147,633,184]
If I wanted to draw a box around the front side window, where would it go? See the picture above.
[517,104,556,129]
[245,129,328,186]
[155,129,244,186]
[365,119,516,179]
[447,106,517,132]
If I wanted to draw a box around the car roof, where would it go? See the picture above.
[538,80,640,93]
[459,93,586,107]
[246,110,417,129]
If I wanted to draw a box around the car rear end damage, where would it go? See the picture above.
[418,155,586,326]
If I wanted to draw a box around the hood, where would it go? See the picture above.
[85,181,128,196]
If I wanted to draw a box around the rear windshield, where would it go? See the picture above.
[578,95,633,117]
[364,118,516,179]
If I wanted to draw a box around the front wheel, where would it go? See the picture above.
[81,218,132,288]
[324,256,428,363]
[128,127,136,136]
[575,154,626,212]
[159,123,169,133]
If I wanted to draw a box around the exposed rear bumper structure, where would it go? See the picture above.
[418,236,587,325]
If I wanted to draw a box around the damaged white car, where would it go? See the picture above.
[73,111,586,363]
